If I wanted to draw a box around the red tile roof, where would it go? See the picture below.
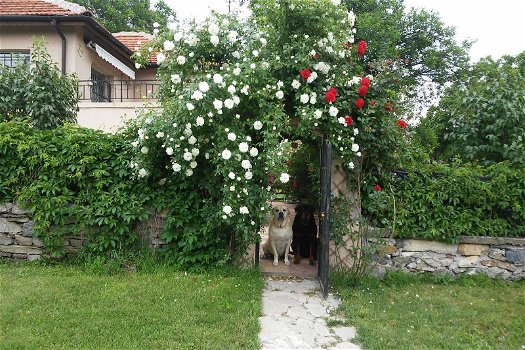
[0,0,91,16]
[113,31,157,65]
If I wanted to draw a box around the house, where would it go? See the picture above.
[0,0,160,132]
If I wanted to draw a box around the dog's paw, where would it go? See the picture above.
[285,260,290,266]
[272,261,279,266]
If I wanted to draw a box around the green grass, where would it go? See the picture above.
[0,262,264,349]
[331,271,525,350]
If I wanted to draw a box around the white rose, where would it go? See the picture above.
[163,40,175,51]
[223,205,232,215]
[244,171,253,180]
[291,80,301,89]
[357,151,362,157]
[190,161,197,169]
[199,81,210,92]
[228,171,236,179]
[338,117,345,125]
[249,147,259,157]
[260,37,267,46]
[314,110,322,119]
[183,152,193,161]
[186,169,193,176]
[191,148,199,156]
[208,23,219,35]
[232,51,241,59]
[233,67,241,76]
[188,136,197,145]
[172,163,181,172]
[300,94,309,104]
[276,90,284,99]
[307,71,318,83]
[191,90,203,100]
[241,160,252,169]
[224,98,234,109]
[228,85,236,94]
[252,50,259,57]
[156,52,165,64]
[349,162,355,169]
[329,106,339,116]
[156,131,164,138]
[186,102,195,111]
[227,30,238,43]
[240,206,249,215]
[138,168,148,178]
[213,99,223,110]
[196,116,205,126]
[227,133,237,141]
[253,121,263,130]
[166,147,174,155]
[239,142,249,153]
[250,63,256,69]
[230,186,235,191]
[173,32,183,41]
[210,35,219,46]
[309,95,317,104]
[176,55,186,65]
[280,173,290,183]
[222,149,232,160]
[351,144,359,152]
[171,74,181,84]
[232,95,240,105]
[354,128,359,135]
[140,146,148,154]
[213,74,223,84]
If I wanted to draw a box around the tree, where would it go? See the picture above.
[0,40,78,130]
[345,0,471,110]
[71,0,176,33]
[422,52,525,165]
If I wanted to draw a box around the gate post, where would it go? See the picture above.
[318,138,332,298]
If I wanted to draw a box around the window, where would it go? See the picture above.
[0,51,30,69]
[90,68,111,102]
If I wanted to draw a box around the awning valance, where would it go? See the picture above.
[92,43,135,79]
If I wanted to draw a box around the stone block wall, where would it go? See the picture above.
[371,237,525,281]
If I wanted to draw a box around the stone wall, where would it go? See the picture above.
[0,203,86,261]
[370,237,525,281]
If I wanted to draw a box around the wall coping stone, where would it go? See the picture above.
[460,236,525,246]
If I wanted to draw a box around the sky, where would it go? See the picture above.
[155,0,525,62]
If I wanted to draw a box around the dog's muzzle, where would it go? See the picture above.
[278,212,284,220]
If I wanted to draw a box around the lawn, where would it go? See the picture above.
[0,262,264,349]
[331,272,525,350]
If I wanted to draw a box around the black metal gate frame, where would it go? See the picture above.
[318,137,332,298]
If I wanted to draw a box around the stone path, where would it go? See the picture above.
[259,277,361,349]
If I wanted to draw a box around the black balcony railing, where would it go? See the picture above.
[78,79,160,102]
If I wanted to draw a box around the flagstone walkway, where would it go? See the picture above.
[259,277,361,349]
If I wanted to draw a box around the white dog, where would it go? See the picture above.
[263,205,293,266]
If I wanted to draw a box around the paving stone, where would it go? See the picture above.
[332,326,357,341]
[332,341,361,349]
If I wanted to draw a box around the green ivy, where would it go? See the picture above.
[0,121,149,257]
[365,162,525,243]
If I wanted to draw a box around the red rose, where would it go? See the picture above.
[374,184,382,191]
[397,120,408,129]
[385,102,393,111]
[325,91,336,103]
[357,40,367,56]
[328,87,338,96]
[358,84,369,97]
[300,69,311,80]
[313,53,319,59]
[361,77,371,86]
[355,98,365,109]
[344,41,351,49]
[369,101,376,106]
[345,116,353,126]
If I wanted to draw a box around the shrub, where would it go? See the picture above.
[365,162,525,243]
[0,121,149,257]
[0,39,78,129]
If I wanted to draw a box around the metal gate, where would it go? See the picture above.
[318,137,332,298]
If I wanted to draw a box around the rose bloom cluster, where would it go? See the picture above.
[129,0,406,226]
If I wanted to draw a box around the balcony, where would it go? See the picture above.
[78,79,160,102]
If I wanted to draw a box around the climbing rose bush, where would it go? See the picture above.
[129,0,405,266]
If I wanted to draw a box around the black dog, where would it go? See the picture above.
[291,204,318,265]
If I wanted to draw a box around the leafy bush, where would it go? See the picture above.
[365,162,525,242]
[0,121,149,256]
[0,40,78,129]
